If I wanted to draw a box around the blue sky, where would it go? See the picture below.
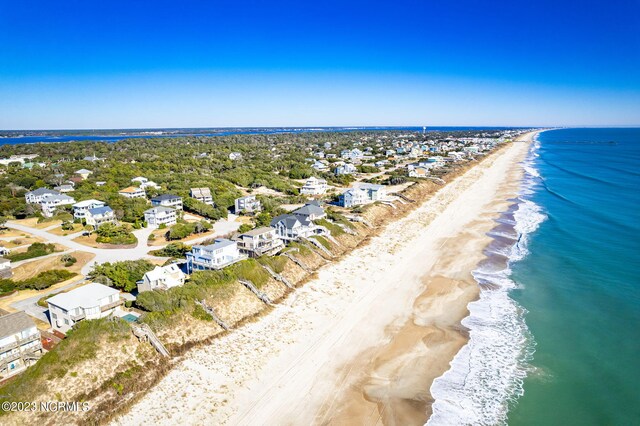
[1,0,639,129]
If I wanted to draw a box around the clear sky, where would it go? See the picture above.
[1,0,639,129]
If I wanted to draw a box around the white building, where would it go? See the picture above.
[85,206,116,229]
[151,194,183,210]
[300,177,328,196]
[229,152,242,160]
[119,186,147,198]
[75,169,92,180]
[335,163,357,175]
[186,239,244,272]
[40,194,75,217]
[234,227,285,258]
[311,161,328,171]
[144,206,177,227]
[0,312,42,379]
[47,283,123,334]
[72,199,106,219]
[338,188,369,208]
[25,187,59,204]
[235,195,261,214]
[357,183,386,201]
[137,264,186,293]
[0,258,11,279]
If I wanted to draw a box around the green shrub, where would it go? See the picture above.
[89,260,155,292]
[7,242,57,262]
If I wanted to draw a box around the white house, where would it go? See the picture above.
[311,161,328,171]
[47,283,123,334]
[229,152,242,160]
[357,183,386,201]
[300,177,328,196]
[341,148,364,161]
[270,214,325,241]
[144,206,177,227]
[151,194,183,210]
[0,312,42,378]
[72,199,106,219]
[234,227,285,258]
[335,163,357,175]
[40,194,75,217]
[24,187,58,204]
[137,264,186,293]
[448,151,465,162]
[338,188,369,208]
[186,239,244,272]
[85,206,116,229]
[119,186,146,198]
[190,187,214,205]
[235,195,261,214]
[409,166,430,178]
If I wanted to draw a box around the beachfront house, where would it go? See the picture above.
[151,194,183,210]
[234,227,285,258]
[293,202,326,221]
[137,264,186,293]
[47,283,123,334]
[234,195,261,214]
[186,239,244,272]
[74,169,93,180]
[357,183,386,202]
[448,151,465,162]
[40,194,76,217]
[72,199,106,219]
[0,258,11,279]
[408,166,430,178]
[335,163,357,176]
[270,213,326,241]
[300,177,328,196]
[190,187,214,205]
[0,312,43,379]
[24,187,58,204]
[119,186,146,199]
[338,188,369,208]
[144,206,177,227]
[85,206,116,229]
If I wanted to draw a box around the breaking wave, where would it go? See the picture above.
[427,139,546,425]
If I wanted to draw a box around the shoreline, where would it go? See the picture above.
[113,132,536,425]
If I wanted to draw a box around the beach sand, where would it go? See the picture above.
[113,132,535,426]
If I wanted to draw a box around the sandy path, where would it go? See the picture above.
[113,134,534,426]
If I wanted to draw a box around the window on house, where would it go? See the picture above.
[64,319,69,325]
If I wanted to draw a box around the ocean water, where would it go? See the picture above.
[428,128,640,425]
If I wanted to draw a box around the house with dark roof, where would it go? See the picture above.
[292,202,326,221]
[24,187,59,204]
[0,311,43,378]
[270,213,326,241]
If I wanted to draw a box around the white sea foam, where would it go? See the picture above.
[427,143,546,426]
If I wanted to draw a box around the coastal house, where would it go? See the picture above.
[72,199,106,219]
[0,258,11,279]
[335,163,356,175]
[119,186,146,199]
[0,312,43,379]
[270,213,326,241]
[293,202,326,221]
[338,188,369,208]
[47,283,123,334]
[408,166,430,178]
[85,206,116,229]
[190,187,214,205]
[229,152,242,160]
[234,227,285,258]
[151,194,183,210]
[75,169,93,180]
[311,161,328,171]
[448,151,465,162]
[357,183,386,202]
[300,177,328,196]
[137,264,186,293]
[235,195,261,214]
[83,154,104,162]
[341,148,364,161]
[132,177,161,190]
[54,184,75,193]
[40,194,75,217]
[186,239,244,272]
[24,187,58,204]
[144,206,177,227]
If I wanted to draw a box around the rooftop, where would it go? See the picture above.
[0,311,36,338]
[47,283,119,311]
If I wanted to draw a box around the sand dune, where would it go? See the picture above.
[113,133,534,426]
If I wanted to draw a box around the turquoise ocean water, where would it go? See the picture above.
[428,128,640,425]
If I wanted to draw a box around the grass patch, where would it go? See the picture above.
[311,235,332,250]
[257,255,288,274]
[6,242,57,262]
[0,269,76,297]
[0,318,130,407]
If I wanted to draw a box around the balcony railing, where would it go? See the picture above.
[0,334,40,354]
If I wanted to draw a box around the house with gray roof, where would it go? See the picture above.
[144,206,176,227]
[0,311,42,379]
[25,187,59,204]
[234,227,284,258]
[85,206,116,229]
[151,194,183,210]
[186,239,244,272]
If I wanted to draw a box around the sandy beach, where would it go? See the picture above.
[113,132,535,426]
